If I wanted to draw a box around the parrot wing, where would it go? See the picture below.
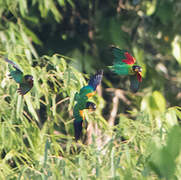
[88,70,103,91]
[108,63,129,75]
[5,58,24,83]
[111,47,136,65]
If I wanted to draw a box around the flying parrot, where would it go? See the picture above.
[109,47,142,92]
[4,58,34,95]
[73,70,103,140]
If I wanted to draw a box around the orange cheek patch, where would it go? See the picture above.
[86,91,96,98]
[79,110,85,120]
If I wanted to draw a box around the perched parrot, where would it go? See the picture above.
[109,47,142,92]
[73,70,103,140]
[4,58,34,95]
[73,101,96,140]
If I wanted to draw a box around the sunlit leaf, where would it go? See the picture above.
[172,35,181,65]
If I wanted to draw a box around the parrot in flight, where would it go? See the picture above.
[4,58,34,95]
[109,47,142,92]
[73,70,103,141]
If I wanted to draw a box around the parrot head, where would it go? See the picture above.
[132,65,142,73]
[132,65,142,82]
[86,102,96,111]
[24,75,33,84]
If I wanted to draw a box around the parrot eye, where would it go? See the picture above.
[132,66,142,72]
[86,102,96,110]
[25,75,33,81]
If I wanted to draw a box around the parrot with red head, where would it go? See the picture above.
[109,47,142,92]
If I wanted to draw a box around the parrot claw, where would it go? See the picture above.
[17,88,24,96]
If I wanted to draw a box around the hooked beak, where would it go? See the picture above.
[135,67,142,73]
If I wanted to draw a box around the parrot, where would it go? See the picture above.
[73,101,96,141]
[73,70,103,140]
[4,58,34,95]
[109,47,142,92]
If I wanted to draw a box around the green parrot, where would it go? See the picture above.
[109,47,142,92]
[4,58,34,95]
[73,70,103,140]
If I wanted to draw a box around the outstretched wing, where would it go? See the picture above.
[4,58,23,83]
[111,47,136,65]
[18,83,33,95]
[4,58,22,72]
[88,70,103,91]
[130,74,141,93]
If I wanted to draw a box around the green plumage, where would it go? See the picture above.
[73,70,103,140]
[4,58,34,95]
[8,62,23,83]
[112,48,128,65]
[109,64,131,75]
[109,47,142,92]
[73,104,84,121]
[74,87,93,102]
[109,47,134,75]
[73,87,94,140]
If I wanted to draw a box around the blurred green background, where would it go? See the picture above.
[1,0,181,179]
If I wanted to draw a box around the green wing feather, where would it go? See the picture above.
[109,47,132,75]
[74,87,93,105]
[5,58,23,83]
[111,47,128,65]
[109,64,130,75]
[79,87,94,98]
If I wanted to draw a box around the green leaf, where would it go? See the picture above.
[149,126,181,179]
[152,91,166,113]
[145,0,157,16]
[172,35,181,65]
[23,25,42,45]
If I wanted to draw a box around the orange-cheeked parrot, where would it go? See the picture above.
[109,47,142,92]
[73,70,103,140]
[4,58,34,95]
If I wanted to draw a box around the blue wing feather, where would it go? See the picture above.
[88,70,103,91]
[4,58,23,72]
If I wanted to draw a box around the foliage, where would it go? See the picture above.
[0,0,181,179]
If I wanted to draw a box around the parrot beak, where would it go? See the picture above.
[28,76,34,82]
[132,65,142,73]
[135,67,142,72]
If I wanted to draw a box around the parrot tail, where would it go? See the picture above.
[74,120,83,141]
